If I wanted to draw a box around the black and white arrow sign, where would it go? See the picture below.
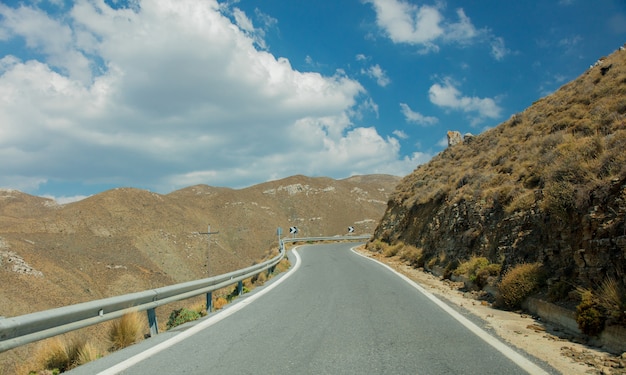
[348,226,355,233]
[289,226,298,234]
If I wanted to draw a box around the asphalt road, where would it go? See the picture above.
[68,242,551,374]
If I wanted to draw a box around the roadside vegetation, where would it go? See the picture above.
[365,239,626,339]
[14,256,291,374]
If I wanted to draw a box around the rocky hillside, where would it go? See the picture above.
[0,174,399,319]
[372,47,626,307]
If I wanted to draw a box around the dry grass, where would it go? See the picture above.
[390,49,626,222]
[15,335,98,374]
[190,301,207,317]
[398,244,423,267]
[274,258,291,273]
[213,296,228,310]
[383,242,403,257]
[598,278,626,324]
[37,338,71,373]
[108,311,146,351]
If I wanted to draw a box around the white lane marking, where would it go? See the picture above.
[351,247,549,375]
[97,249,302,375]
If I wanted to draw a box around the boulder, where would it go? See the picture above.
[447,131,463,146]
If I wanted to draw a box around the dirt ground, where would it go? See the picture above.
[355,247,626,375]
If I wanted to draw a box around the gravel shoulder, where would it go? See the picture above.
[355,247,626,375]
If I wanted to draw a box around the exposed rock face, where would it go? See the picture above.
[447,131,463,146]
[373,46,626,299]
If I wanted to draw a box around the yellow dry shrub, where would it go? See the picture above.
[22,335,91,374]
[76,340,101,366]
[497,263,543,310]
[213,297,228,310]
[108,311,146,351]
[383,242,403,257]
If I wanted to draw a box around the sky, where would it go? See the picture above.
[0,0,625,203]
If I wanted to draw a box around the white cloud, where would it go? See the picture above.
[443,8,481,44]
[428,78,501,123]
[0,0,419,195]
[365,0,504,59]
[490,36,509,61]
[0,4,93,83]
[399,103,438,126]
[364,0,443,45]
[362,64,391,87]
[392,129,408,139]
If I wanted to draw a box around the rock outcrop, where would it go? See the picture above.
[372,46,626,303]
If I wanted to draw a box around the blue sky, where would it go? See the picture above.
[0,0,625,203]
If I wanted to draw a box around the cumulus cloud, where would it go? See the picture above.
[428,78,501,123]
[364,0,504,58]
[0,0,415,195]
[399,103,438,126]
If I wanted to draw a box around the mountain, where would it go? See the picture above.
[370,46,626,316]
[0,174,400,320]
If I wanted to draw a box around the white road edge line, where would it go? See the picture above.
[97,249,302,375]
[351,247,550,375]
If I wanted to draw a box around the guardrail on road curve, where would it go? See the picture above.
[0,235,369,353]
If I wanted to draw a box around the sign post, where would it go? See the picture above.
[197,224,219,312]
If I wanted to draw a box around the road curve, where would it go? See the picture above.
[69,242,552,375]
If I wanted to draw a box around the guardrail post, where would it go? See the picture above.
[147,308,158,336]
[206,291,213,313]
[237,280,243,296]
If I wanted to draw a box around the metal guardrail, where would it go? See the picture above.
[0,247,284,353]
[0,234,369,353]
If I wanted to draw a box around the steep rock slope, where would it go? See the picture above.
[373,47,626,301]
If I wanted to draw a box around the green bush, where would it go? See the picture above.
[454,257,501,288]
[167,308,201,330]
[475,263,502,288]
[576,289,606,336]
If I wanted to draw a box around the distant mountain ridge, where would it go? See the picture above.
[0,174,400,320]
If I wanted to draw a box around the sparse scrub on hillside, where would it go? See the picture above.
[366,239,387,253]
[454,256,501,288]
[383,242,403,257]
[398,245,423,267]
[496,263,544,310]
